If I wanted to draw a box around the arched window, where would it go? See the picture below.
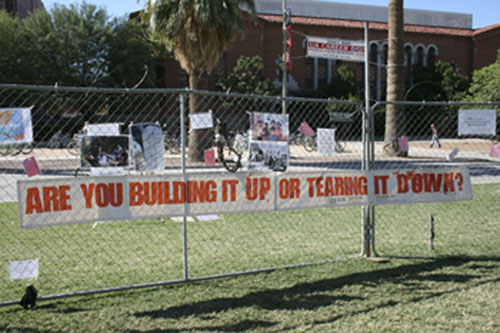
[427,45,438,66]
[416,45,425,66]
[369,42,379,65]
[383,44,389,65]
[404,44,413,68]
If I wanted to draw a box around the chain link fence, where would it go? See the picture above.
[369,101,500,258]
[0,84,499,306]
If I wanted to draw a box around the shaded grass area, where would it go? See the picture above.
[1,256,500,331]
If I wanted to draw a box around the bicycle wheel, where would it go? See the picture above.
[303,136,317,152]
[168,137,181,154]
[335,141,345,153]
[0,144,12,156]
[219,143,241,173]
[67,139,79,155]
[21,142,34,155]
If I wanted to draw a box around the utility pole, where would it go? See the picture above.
[282,0,288,114]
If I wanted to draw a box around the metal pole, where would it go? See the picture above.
[180,92,189,280]
[361,22,371,257]
[282,0,288,114]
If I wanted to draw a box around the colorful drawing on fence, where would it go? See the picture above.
[317,128,336,155]
[130,123,164,171]
[298,121,314,138]
[248,141,288,172]
[204,148,215,165]
[0,107,33,143]
[18,167,472,228]
[490,144,500,158]
[80,135,130,168]
[250,112,289,142]
[398,136,409,152]
[23,157,40,177]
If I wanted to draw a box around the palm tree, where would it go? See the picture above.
[383,0,406,156]
[144,0,256,162]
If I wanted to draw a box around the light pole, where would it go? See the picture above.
[282,0,287,114]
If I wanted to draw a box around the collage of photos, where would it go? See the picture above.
[129,123,165,171]
[249,112,289,172]
[80,136,130,168]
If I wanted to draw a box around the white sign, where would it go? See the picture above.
[10,259,39,281]
[307,36,365,62]
[317,128,336,155]
[86,123,121,136]
[458,109,496,136]
[189,112,213,129]
[18,168,472,228]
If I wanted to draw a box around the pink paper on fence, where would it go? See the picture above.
[490,144,500,158]
[23,156,40,177]
[398,136,409,152]
[299,121,314,138]
[204,148,215,165]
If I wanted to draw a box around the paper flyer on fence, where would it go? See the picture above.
[130,123,165,171]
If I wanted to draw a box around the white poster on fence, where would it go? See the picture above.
[317,128,336,155]
[17,167,472,228]
[306,36,365,62]
[458,109,496,136]
[86,123,121,136]
[0,107,33,143]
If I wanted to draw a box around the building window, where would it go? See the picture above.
[427,47,437,66]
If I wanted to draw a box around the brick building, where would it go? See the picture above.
[0,0,43,19]
[162,0,500,100]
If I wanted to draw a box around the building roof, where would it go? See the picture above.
[258,14,474,37]
[255,0,473,29]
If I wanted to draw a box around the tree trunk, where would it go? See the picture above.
[187,68,212,163]
[383,0,406,156]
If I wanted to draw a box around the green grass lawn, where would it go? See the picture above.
[1,183,500,331]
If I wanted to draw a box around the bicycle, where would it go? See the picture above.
[0,142,33,156]
[215,118,244,172]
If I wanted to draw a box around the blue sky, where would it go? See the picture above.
[41,0,500,29]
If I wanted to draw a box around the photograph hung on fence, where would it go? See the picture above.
[129,122,165,171]
[250,112,289,142]
[80,135,130,168]
[248,141,289,172]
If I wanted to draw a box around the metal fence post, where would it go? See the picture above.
[180,91,189,280]
[361,22,371,257]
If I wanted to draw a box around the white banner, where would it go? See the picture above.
[18,168,472,228]
[307,37,365,62]
[458,109,496,136]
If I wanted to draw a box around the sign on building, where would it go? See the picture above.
[306,36,365,62]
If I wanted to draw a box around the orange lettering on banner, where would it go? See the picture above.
[246,177,271,201]
[308,176,367,197]
[26,185,72,215]
[129,182,143,206]
[397,172,460,194]
[81,184,95,208]
[278,178,301,199]
[25,187,43,214]
[374,175,389,195]
[222,179,238,202]
[187,180,217,203]
[173,181,186,204]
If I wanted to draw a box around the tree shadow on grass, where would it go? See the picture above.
[134,256,500,332]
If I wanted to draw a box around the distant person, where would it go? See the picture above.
[430,123,441,148]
